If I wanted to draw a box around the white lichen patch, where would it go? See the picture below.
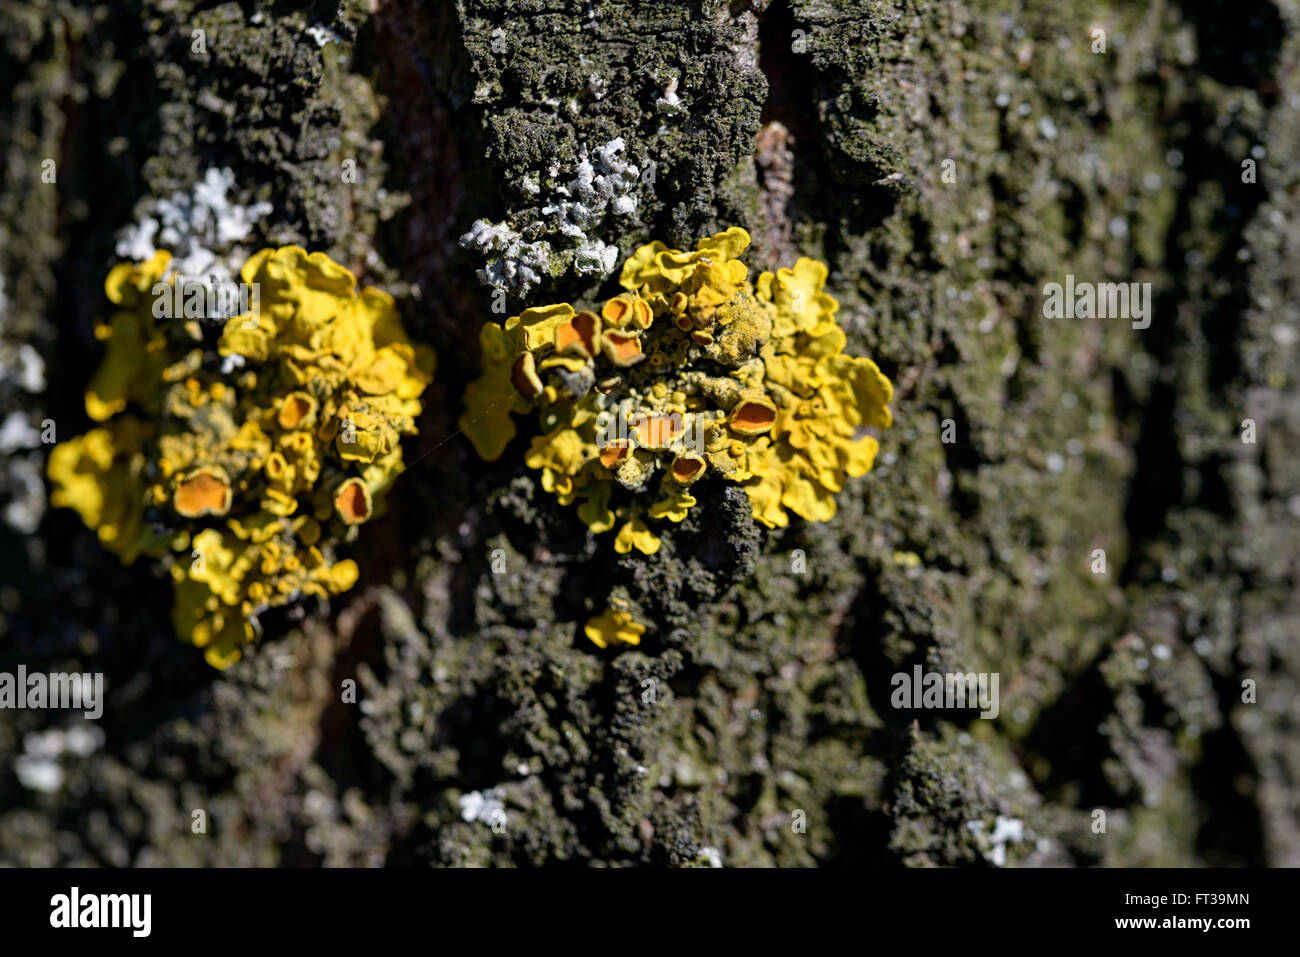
[460,137,640,294]
[460,219,553,292]
[966,814,1026,867]
[0,278,46,394]
[14,725,105,793]
[0,411,40,454]
[2,457,45,534]
[115,166,272,287]
[458,788,506,826]
[306,24,341,47]
[0,275,50,534]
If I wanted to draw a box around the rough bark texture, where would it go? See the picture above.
[1,0,1297,866]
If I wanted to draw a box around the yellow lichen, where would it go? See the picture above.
[459,227,892,542]
[583,607,646,649]
[48,247,435,669]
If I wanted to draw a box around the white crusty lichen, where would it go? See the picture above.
[0,274,50,534]
[306,23,341,47]
[0,277,46,396]
[458,788,507,827]
[460,137,640,294]
[14,725,105,793]
[542,137,640,230]
[459,219,553,292]
[966,815,1026,867]
[115,166,272,286]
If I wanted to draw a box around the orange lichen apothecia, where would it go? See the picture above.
[460,227,892,554]
[48,247,434,668]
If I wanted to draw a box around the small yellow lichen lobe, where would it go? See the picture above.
[584,607,646,649]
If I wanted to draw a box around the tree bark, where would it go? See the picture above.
[1,0,1297,866]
